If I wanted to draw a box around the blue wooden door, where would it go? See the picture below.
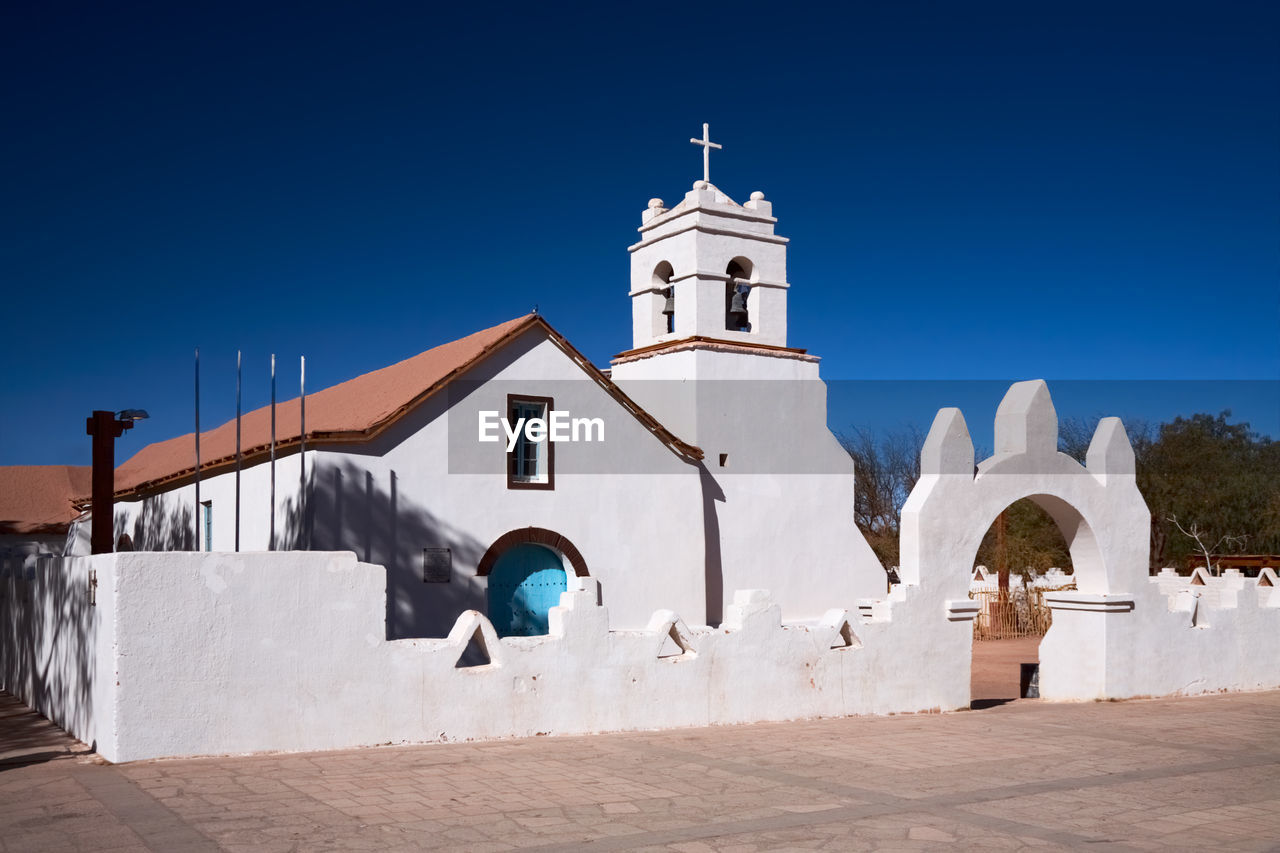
[487,544,567,637]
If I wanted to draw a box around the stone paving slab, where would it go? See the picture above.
[3,687,1280,851]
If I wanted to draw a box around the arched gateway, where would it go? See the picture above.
[896,380,1151,702]
[900,380,1150,599]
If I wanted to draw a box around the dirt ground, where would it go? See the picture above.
[970,635,1041,707]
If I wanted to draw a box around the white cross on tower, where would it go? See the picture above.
[690,122,722,184]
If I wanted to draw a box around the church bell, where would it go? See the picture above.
[661,287,675,316]
[728,288,749,328]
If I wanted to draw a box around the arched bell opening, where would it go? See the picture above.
[968,495,1088,709]
[725,258,753,332]
[652,261,675,335]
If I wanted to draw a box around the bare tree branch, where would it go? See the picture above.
[1167,514,1247,576]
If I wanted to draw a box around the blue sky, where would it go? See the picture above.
[2,1,1277,466]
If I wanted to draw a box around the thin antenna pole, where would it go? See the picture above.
[194,346,201,551]
[235,349,242,553]
[270,353,276,551]
[299,355,306,550]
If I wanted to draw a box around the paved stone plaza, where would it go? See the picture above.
[2,673,1279,851]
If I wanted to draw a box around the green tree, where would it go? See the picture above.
[1062,411,1278,571]
[1142,412,1279,570]
[974,499,1072,576]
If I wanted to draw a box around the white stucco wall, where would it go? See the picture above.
[8,510,1274,765]
[1040,577,1280,701]
[96,453,307,556]
[613,346,888,622]
[0,555,117,755]
[37,550,967,763]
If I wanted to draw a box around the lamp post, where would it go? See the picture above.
[86,409,148,555]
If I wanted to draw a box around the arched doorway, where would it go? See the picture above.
[969,497,1076,708]
[487,544,567,636]
[476,527,590,637]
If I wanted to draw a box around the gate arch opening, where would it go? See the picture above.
[969,497,1080,708]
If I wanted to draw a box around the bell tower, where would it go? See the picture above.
[610,125,887,627]
[625,125,790,351]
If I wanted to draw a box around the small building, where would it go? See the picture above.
[0,465,90,559]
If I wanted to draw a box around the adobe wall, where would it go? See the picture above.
[0,552,117,755]
[3,550,963,763]
[611,346,889,621]
[4,543,1275,764]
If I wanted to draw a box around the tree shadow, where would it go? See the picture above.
[117,502,195,552]
[0,554,95,761]
[92,459,492,641]
[274,460,489,640]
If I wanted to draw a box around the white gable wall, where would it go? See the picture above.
[308,326,706,637]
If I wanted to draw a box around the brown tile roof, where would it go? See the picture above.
[105,314,701,500]
[0,465,92,535]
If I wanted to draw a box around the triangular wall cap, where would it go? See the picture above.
[920,407,974,476]
[1086,417,1136,478]
[994,379,1058,456]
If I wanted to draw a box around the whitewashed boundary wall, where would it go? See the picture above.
[1,551,966,763]
[0,553,116,754]
[897,379,1280,701]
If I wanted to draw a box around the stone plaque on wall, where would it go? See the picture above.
[423,548,451,583]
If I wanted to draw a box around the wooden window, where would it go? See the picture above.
[506,394,555,490]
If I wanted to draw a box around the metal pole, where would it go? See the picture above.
[299,355,306,550]
[235,349,242,553]
[270,353,276,550]
[194,347,201,550]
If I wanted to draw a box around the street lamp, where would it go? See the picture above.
[86,409,149,555]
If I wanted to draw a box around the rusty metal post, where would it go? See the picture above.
[86,410,125,555]
[996,509,1009,592]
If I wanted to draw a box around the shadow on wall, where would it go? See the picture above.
[115,502,195,552]
[700,463,725,626]
[0,555,95,764]
[100,461,489,641]
[275,460,489,642]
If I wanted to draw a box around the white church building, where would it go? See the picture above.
[83,166,884,639]
[10,130,1275,763]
